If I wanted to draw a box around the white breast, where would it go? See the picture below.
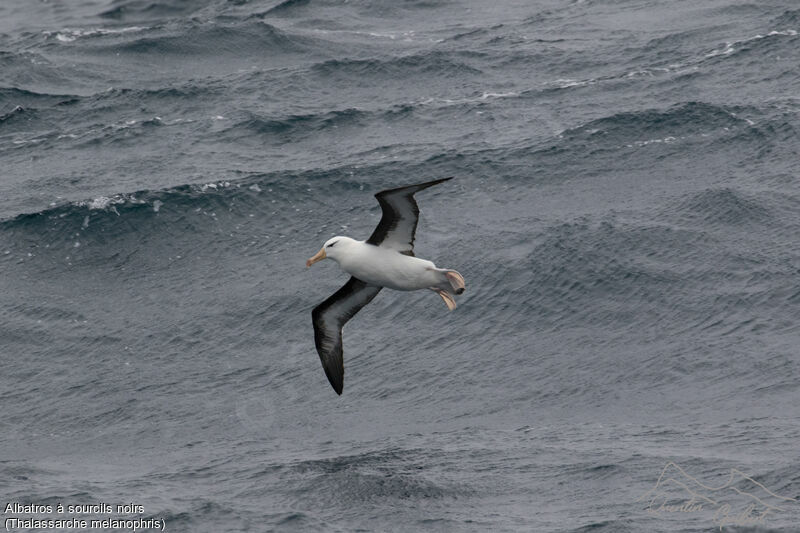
[338,241,439,290]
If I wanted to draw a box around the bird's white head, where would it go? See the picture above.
[306,236,357,267]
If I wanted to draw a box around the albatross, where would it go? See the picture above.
[306,177,465,395]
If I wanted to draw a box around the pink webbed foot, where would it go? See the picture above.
[445,270,465,295]
[432,288,457,311]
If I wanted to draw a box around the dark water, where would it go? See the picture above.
[2,0,800,531]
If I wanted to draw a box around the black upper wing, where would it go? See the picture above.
[365,177,452,255]
[311,277,382,395]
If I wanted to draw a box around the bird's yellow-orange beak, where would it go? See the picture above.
[306,247,326,268]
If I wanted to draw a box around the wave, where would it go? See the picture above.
[444,23,505,43]
[1,83,215,116]
[641,27,728,56]
[311,51,483,78]
[564,520,635,533]
[262,0,448,19]
[0,105,35,126]
[524,220,689,323]
[295,466,451,503]
[283,448,471,505]
[53,19,316,58]
[97,0,212,21]
[234,108,368,138]
[92,84,221,104]
[0,181,244,245]
[671,188,774,227]
[472,202,796,344]
[531,24,798,95]
[458,218,699,337]
[703,29,798,61]
[262,0,312,17]
[0,50,97,95]
[771,8,800,27]
[558,102,752,146]
[222,105,415,143]
[0,82,222,147]
[43,25,150,43]
[0,166,372,246]
[0,87,79,108]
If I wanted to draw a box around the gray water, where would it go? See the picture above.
[2,0,799,531]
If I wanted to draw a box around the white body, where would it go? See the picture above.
[327,238,442,290]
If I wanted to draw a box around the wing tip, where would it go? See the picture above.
[327,372,343,395]
[423,176,454,188]
[373,176,454,198]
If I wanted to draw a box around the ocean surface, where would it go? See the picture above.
[2,0,799,531]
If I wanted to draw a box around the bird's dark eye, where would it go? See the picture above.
[327,241,337,248]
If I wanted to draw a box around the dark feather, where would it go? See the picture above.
[311,277,382,394]
[365,177,453,254]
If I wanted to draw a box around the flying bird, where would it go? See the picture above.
[306,177,465,395]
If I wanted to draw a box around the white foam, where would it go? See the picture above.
[634,136,678,147]
[553,78,596,88]
[84,196,125,212]
[201,181,231,192]
[415,90,521,109]
[47,26,149,43]
[88,197,113,209]
[705,29,797,59]
[705,42,735,58]
[480,91,519,99]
